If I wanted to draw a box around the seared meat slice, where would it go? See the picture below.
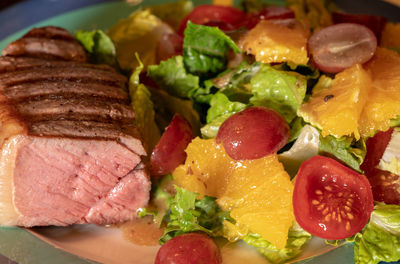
[0,27,150,227]
[2,26,86,62]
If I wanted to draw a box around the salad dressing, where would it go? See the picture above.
[120,216,164,246]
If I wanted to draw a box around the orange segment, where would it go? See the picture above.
[173,137,294,249]
[298,64,371,139]
[241,20,309,65]
[381,22,400,50]
[359,48,400,137]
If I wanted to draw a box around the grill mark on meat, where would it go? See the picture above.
[1,81,129,104]
[15,97,134,123]
[28,120,146,156]
[0,56,117,74]
[2,37,86,62]
[0,67,127,87]
[23,26,76,41]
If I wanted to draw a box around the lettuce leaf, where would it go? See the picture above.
[354,204,400,264]
[206,93,247,124]
[128,55,160,153]
[243,222,311,264]
[183,22,241,78]
[160,186,233,244]
[149,86,201,136]
[249,64,307,123]
[75,29,117,68]
[147,56,200,98]
[218,62,260,103]
[318,134,366,172]
[201,93,247,138]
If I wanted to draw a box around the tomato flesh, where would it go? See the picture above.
[308,23,377,73]
[155,233,221,264]
[149,114,193,176]
[177,5,247,35]
[293,155,374,240]
[361,128,400,205]
[216,106,289,160]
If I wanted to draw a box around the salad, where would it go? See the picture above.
[74,0,400,263]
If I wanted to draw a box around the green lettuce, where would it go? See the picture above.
[160,186,233,244]
[390,115,400,127]
[138,174,174,225]
[147,56,200,98]
[249,64,307,123]
[129,55,160,152]
[75,29,117,68]
[318,134,366,172]
[206,93,247,124]
[149,86,201,136]
[201,93,247,138]
[288,117,306,143]
[243,222,311,264]
[183,22,241,78]
[217,62,260,103]
[354,204,400,264]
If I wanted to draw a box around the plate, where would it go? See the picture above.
[0,1,399,263]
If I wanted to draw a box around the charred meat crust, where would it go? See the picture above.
[0,56,117,74]
[1,81,129,104]
[2,27,86,62]
[0,26,143,155]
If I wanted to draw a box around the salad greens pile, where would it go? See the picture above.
[75,0,400,263]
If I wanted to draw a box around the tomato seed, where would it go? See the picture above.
[325,214,331,221]
[312,200,319,205]
[324,186,333,191]
[347,213,354,220]
[322,208,329,215]
[345,206,351,212]
[315,190,323,195]
[346,221,351,231]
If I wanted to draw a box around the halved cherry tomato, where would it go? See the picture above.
[361,128,393,173]
[177,5,247,35]
[246,6,295,29]
[308,23,377,73]
[149,114,193,176]
[361,128,400,205]
[293,155,374,240]
[332,12,387,40]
